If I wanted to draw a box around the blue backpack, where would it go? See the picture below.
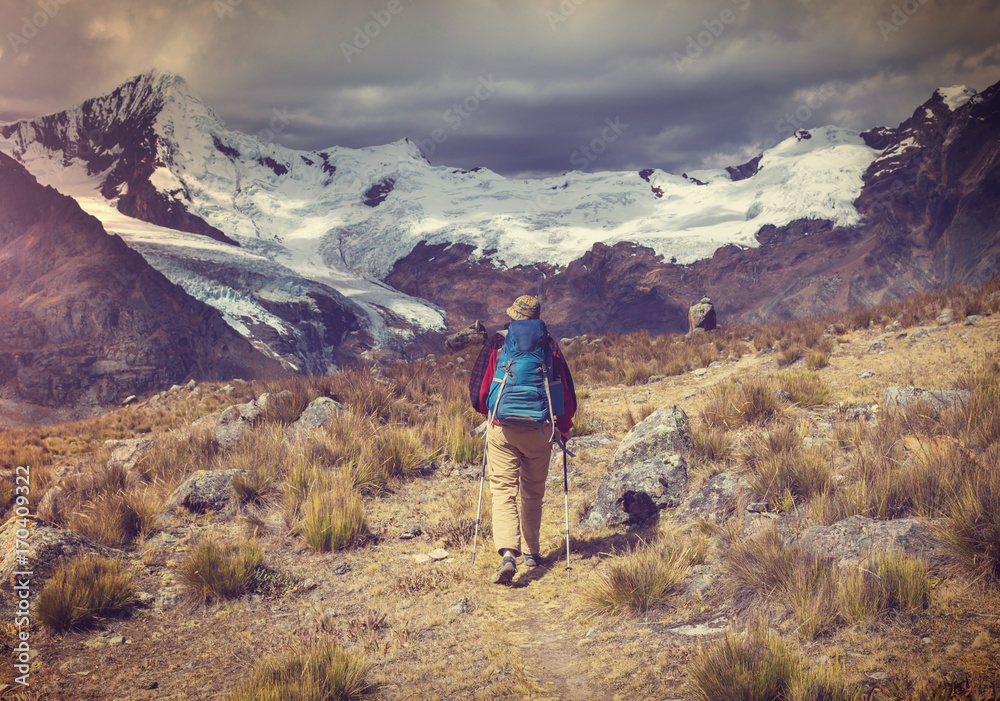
[487,319,564,427]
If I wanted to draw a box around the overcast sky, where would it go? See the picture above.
[1,0,999,177]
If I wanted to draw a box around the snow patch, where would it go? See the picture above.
[936,85,976,112]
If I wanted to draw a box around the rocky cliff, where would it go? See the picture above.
[0,153,281,420]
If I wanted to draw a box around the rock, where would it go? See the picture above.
[298,578,318,592]
[582,406,690,528]
[693,368,708,377]
[667,616,730,638]
[679,564,716,598]
[936,308,954,325]
[400,526,422,540]
[121,395,137,406]
[291,397,346,433]
[36,485,67,522]
[772,389,793,403]
[688,297,717,334]
[0,516,118,600]
[882,386,971,414]
[332,561,350,575]
[162,469,247,513]
[747,502,769,513]
[825,323,846,335]
[187,379,198,390]
[446,598,472,614]
[256,391,293,415]
[859,369,875,379]
[428,548,450,561]
[414,553,432,564]
[215,400,262,449]
[866,340,886,354]
[135,592,155,607]
[107,635,125,646]
[677,471,749,523]
[964,314,983,326]
[155,586,183,609]
[846,403,875,421]
[106,437,156,470]
[911,328,929,339]
[445,321,488,353]
[784,515,942,569]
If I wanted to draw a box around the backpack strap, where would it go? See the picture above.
[487,330,510,425]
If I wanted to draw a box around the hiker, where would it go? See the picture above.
[469,295,576,585]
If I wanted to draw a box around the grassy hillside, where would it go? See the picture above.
[2,279,1000,700]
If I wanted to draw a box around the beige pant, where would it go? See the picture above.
[487,422,554,556]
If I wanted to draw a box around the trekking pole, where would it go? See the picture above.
[560,435,571,573]
[471,422,489,566]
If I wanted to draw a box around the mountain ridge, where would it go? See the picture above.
[1,69,998,360]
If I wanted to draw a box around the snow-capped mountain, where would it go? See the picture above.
[2,71,999,366]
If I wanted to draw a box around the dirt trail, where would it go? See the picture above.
[502,354,775,700]
[513,610,599,701]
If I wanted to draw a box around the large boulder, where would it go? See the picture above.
[291,397,346,433]
[784,515,942,569]
[882,386,971,414]
[446,321,488,353]
[0,516,118,602]
[677,471,751,523]
[583,407,690,528]
[163,469,248,514]
[688,297,717,334]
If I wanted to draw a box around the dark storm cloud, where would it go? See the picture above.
[2,0,999,176]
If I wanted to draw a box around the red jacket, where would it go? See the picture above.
[468,328,576,434]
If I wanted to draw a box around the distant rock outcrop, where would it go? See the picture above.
[583,407,690,528]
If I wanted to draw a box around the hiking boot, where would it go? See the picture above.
[492,555,516,585]
[523,553,544,568]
